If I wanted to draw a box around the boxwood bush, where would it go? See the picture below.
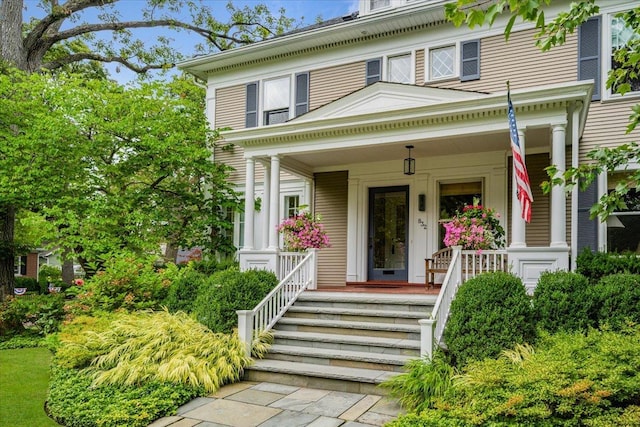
[533,271,595,333]
[14,276,40,293]
[192,268,278,333]
[593,273,640,329]
[163,266,209,313]
[576,248,640,283]
[0,294,65,337]
[444,272,536,367]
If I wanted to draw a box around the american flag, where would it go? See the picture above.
[508,90,533,223]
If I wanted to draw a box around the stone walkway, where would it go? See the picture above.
[149,381,404,427]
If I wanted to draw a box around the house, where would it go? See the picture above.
[179,0,638,292]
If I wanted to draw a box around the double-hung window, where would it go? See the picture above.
[606,171,640,253]
[263,76,290,125]
[610,14,640,94]
[245,72,310,127]
[285,195,300,218]
[370,0,390,11]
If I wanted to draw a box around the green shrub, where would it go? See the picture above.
[14,276,40,293]
[0,294,65,337]
[47,366,201,427]
[594,273,640,329]
[163,265,209,313]
[576,248,640,283]
[185,258,238,275]
[533,271,595,333]
[38,264,64,293]
[381,351,455,412]
[444,272,536,367]
[193,268,278,333]
[389,328,640,426]
[55,310,250,392]
[82,251,179,311]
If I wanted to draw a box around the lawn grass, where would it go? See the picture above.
[0,347,60,427]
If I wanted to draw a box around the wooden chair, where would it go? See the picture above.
[425,247,453,289]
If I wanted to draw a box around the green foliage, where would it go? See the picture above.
[382,351,455,412]
[389,328,640,426]
[0,294,65,337]
[14,277,39,294]
[193,268,278,333]
[38,265,64,294]
[533,271,595,333]
[593,273,640,330]
[444,272,536,367]
[47,366,201,427]
[81,252,179,312]
[576,248,640,283]
[0,335,46,350]
[55,310,250,393]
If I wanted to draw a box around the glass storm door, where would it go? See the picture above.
[368,186,409,281]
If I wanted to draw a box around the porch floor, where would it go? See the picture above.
[315,282,440,295]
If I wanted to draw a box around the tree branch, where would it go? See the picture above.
[41,52,170,73]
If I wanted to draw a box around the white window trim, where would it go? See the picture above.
[598,164,640,252]
[261,75,293,126]
[383,51,416,84]
[602,8,640,101]
[425,43,459,82]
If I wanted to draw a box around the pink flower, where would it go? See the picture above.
[74,278,84,287]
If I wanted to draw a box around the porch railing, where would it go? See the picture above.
[237,249,317,356]
[420,247,508,359]
[278,251,309,280]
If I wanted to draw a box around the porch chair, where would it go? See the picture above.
[425,247,453,289]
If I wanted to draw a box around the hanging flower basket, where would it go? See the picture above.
[442,199,505,251]
[277,211,331,251]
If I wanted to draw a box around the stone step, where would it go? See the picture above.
[286,305,426,325]
[297,292,436,313]
[272,330,420,357]
[276,317,421,340]
[244,359,398,395]
[266,344,411,372]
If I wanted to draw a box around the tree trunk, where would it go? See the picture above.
[0,0,27,70]
[164,242,179,264]
[62,259,75,285]
[0,204,16,301]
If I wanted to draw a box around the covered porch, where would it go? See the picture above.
[224,81,593,291]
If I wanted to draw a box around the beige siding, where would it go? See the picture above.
[429,29,577,93]
[315,171,348,287]
[215,85,245,130]
[581,99,638,161]
[415,49,425,85]
[508,153,551,247]
[309,62,367,110]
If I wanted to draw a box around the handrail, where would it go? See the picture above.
[430,246,462,345]
[278,251,308,280]
[237,249,317,356]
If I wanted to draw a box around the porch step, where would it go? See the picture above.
[244,291,435,394]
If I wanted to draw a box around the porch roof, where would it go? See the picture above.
[222,81,593,176]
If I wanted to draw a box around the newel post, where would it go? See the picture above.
[308,248,318,290]
[236,310,254,357]
[419,318,436,360]
[453,245,463,283]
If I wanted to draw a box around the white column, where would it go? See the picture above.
[261,161,271,250]
[243,157,255,250]
[510,129,527,248]
[268,155,281,249]
[304,179,313,211]
[550,122,568,247]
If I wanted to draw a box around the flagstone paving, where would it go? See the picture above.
[149,382,404,427]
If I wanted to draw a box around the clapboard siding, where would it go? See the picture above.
[314,171,349,287]
[215,84,245,130]
[415,49,425,84]
[309,62,367,111]
[429,29,577,93]
[581,99,638,161]
[508,153,551,247]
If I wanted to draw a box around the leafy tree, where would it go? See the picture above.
[446,1,640,221]
[0,0,296,298]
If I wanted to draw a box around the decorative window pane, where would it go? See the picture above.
[430,46,455,79]
[388,54,412,83]
[285,195,300,218]
[264,77,290,111]
[370,0,390,10]
[611,16,640,93]
[607,171,640,253]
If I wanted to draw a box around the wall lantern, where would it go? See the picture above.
[404,145,416,175]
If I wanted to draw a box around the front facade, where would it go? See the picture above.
[180,0,638,290]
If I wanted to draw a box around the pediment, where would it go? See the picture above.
[294,82,482,122]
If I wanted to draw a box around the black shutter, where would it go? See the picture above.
[577,180,599,252]
[295,72,309,117]
[460,40,480,81]
[366,58,382,85]
[245,82,259,128]
[20,256,27,276]
[578,16,601,101]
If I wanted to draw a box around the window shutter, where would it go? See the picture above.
[366,58,382,85]
[245,82,259,128]
[20,256,27,276]
[295,72,309,117]
[578,16,601,101]
[577,180,599,252]
[460,40,480,81]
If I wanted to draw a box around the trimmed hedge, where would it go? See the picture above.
[444,272,536,367]
[576,248,640,283]
[593,273,640,329]
[192,269,278,333]
[533,271,595,333]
